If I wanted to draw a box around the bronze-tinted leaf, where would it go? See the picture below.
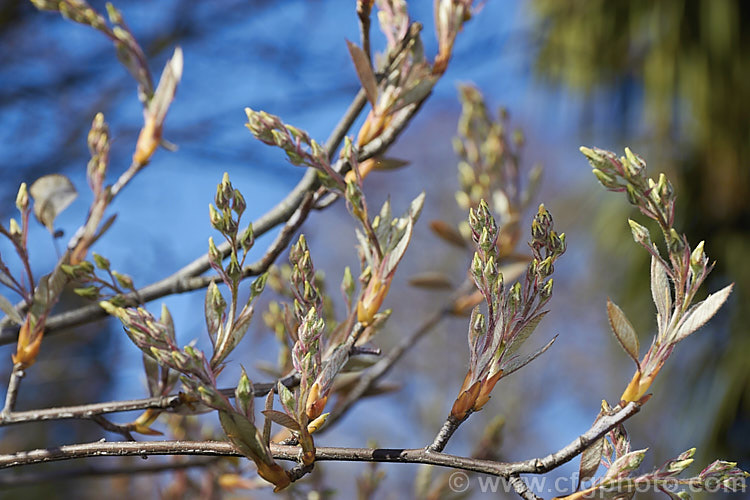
[429,219,467,248]
[370,157,410,171]
[578,436,605,488]
[606,299,640,367]
[345,39,378,108]
[29,174,78,232]
[261,409,301,432]
[408,271,453,289]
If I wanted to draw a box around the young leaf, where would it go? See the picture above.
[429,219,467,248]
[0,295,23,326]
[578,436,605,488]
[606,448,648,479]
[29,174,78,232]
[673,283,733,342]
[370,157,409,171]
[346,39,378,108]
[261,409,301,432]
[650,254,671,333]
[607,299,640,367]
[277,380,297,415]
[501,335,557,377]
[235,367,255,422]
[133,46,183,165]
[142,351,161,396]
[408,271,453,289]
[505,311,548,358]
[204,280,225,343]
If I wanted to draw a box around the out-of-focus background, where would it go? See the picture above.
[0,1,747,498]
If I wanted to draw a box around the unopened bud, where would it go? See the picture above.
[541,279,554,300]
[627,219,651,246]
[9,218,21,238]
[625,184,639,205]
[240,224,254,252]
[15,183,28,212]
[689,241,706,274]
[92,253,110,270]
[623,147,644,178]
[667,228,684,255]
[232,189,246,216]
[592,169,618,189]
[208,237,221,265]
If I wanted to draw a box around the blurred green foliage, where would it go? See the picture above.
[532,0,749,219]
[531,0,749,466]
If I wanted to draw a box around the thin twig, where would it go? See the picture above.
[89,415,136,442]
[0,22,425,345]
[287,462,314,483]
[0,88,368,348]
[323,306,451,430]
[357,0,373,64]
[1,364,24,416]
[508,474,542,500]
[0,458,219,488]
[502,402,641,475]
[0,374,298,426]
[427,414,467,453]
[0,403,640,475]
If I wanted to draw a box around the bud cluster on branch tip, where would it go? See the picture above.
[289,235,323,322]
[100,301,212,385]
[244,108,344,188]
[103,297,291,491]
[355,193,425,325]
[86,112,109,195]
[355,4,435,148]
[207,173,256,290]
[564,444,749,500]
[452,86,538,256]
[59,253,136,301]
[580,146,676,237]
[451,201,564,420]
[434,0,475,74]
[133,46,182,166]
[579,147,733,405]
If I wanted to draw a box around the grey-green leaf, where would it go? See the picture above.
[29,174,78,232]
[345,39,378,108]
[607,299,640,367]
[277,380,297,415]
[606,448,648,479]
[578,436,605,487]
[650,255,671,333]
[501,335,557,377]
[0,295,23,326]
[261,409,301,432]
[673,283,733,342]
[505,311,548,358]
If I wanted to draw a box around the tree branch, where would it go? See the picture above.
[0,374,298,426]
[323,280,474,431]
[0,403,640,476]
[428,414,467,453]
[0,86,368,348]
[1,364,24,416]
[0,458,220,488]
[508,474,542,500]
[0,21,427,346]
